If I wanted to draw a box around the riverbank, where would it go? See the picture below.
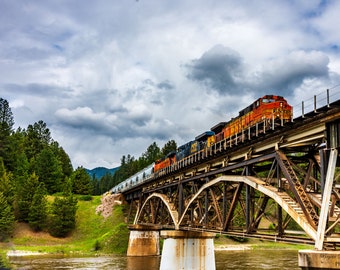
[0,195,130,266]
[3,234,312,258]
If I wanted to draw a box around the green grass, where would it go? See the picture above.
[2,196,130,256]
[71,196,129,254]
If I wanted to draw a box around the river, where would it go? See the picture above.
[8,249,300,269]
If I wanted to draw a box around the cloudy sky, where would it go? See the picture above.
[1,0,340,169]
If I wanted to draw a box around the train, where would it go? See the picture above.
[111,95,292,193]
[110,163,154,193]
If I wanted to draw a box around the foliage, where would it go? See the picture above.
[24,120,51,160]
[50,141,73,178]
[0,97,180,241]
[28,183,48,231]
[161,139,177,156]
[0,99,74,195]
[16,172,39,222]
[71,167,92,195]
[49,194,78,237]
[0,192,15,241]
[92,140,178,194]
[78,194,93,201]
[0,98,14,171]
[35,147,63,194]
[0,160,14,207]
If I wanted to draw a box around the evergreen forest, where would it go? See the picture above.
[0,97,177,241]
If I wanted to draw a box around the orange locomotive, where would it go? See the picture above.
[154,95,293,173]
[154,151,176,172]
[221,95,292,138]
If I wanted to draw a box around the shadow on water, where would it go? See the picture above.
[215,249,300,270]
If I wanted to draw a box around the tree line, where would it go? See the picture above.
[0,97,78,240]
[92,140,177,195]
[0,97,177,240]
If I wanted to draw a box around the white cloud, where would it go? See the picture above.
[1,0,340,168]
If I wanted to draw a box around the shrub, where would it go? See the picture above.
[79,195,92,201]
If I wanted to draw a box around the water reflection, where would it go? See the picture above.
[9,255,161,270]
[9,249,299,270]
[215,249,300,270]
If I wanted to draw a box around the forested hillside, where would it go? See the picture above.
[0,97,79,240]
[0,97,177,241]
[90,140,177,195]
[86,167,120,180]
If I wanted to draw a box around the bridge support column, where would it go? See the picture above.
[160,230,216,270]
[298,250,340,269]
[127,225,161,256]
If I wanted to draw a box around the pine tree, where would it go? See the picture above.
[49,196,78,237]
[161,139,177,156]
[0,98,14,170]
[28,183,47,231]
[0,192,15,241]
[49,179,78,237]
[35,147,63,194]
[142,142,161,164]
[71,167,92,195]
[0,159,14,207]
[17,172,39,221]
[24,120,51,160]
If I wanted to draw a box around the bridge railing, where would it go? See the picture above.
[293,86,340,118]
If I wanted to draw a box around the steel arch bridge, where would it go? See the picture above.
[122,97,340,250]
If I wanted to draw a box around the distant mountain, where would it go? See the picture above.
[86,166,120,179]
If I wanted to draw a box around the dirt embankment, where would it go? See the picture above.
[95,193,125,218]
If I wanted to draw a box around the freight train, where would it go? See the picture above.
[111,95,292,193]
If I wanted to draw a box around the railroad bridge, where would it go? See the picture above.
[118,92,340,269]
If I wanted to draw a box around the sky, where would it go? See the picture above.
[1,0,340,169]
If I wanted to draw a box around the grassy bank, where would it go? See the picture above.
[0,196,130,257]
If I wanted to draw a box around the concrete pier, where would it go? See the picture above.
[160,230,216,270]
[298,250,340,269]
[127,225,161,257]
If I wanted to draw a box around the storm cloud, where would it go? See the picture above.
[186,45,244,95]
[1,0,340,168]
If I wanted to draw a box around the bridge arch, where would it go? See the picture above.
[135,193,179,227]
[178,175,317,240]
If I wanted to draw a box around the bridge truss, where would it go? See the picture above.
[123,99,340,250]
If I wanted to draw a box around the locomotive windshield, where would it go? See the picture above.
[262,98,275,103]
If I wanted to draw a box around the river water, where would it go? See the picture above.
[8,249,300,269]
